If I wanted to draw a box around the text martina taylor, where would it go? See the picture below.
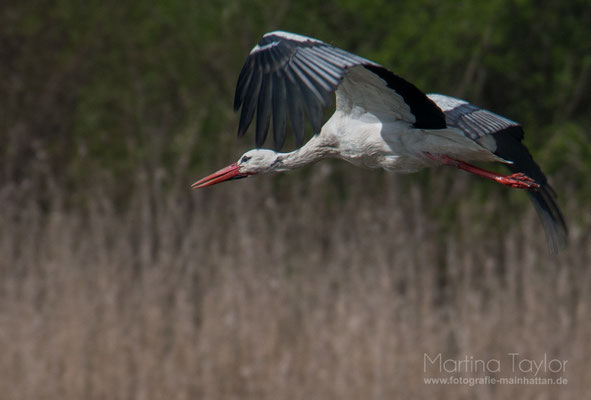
[424,353,568,376]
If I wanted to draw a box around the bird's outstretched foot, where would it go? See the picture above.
[495,172,540,190]
[425,153,541,190]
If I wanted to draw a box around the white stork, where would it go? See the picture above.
[192,31,567,253]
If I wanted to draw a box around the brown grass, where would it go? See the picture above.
[1,170,589,399]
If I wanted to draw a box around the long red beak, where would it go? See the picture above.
[191,162,248,189]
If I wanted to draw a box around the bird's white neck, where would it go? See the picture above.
[274,134,337,172]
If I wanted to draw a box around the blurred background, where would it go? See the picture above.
[1,0,590,398]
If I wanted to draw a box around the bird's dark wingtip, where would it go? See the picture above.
[492,128,567,254]
[528,185,568,254]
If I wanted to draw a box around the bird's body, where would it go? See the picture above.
[193,31,567,252]
[275,108,499,174]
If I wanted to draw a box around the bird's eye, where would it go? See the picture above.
[241,156,251,163]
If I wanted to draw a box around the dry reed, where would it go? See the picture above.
[0,169,589,399]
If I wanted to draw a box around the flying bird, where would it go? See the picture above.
[192,31,567,252]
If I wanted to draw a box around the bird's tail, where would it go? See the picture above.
[493,128,568,253]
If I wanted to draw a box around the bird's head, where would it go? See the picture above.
[191,149,279,189]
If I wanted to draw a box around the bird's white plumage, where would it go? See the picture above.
[237,149,279,174]
[427,94,468,111]
[263,30,322,43]
[336,66,415,123]
[250,42,279,54]
[251,31,323,54]
[322,115,503,173]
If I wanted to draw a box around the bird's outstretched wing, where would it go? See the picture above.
[428,94,567,252]
[427,94,519,141]
[234,31,446,150]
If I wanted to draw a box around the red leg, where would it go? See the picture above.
[425,153,540,190]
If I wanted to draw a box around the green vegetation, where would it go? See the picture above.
[2,0,590,199]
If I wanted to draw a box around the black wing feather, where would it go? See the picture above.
[233,60,253,111]
[237,65,262,137]
[234,31,446,150]
[284,74,305,147]
[291,61,324,134]
[443,101,518,141]
[255,76,272,147]
[234,32,355,147]
[234,32,388,150]
[492,127,567,253]
[271,72,287,149]
[429,94,567,252]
